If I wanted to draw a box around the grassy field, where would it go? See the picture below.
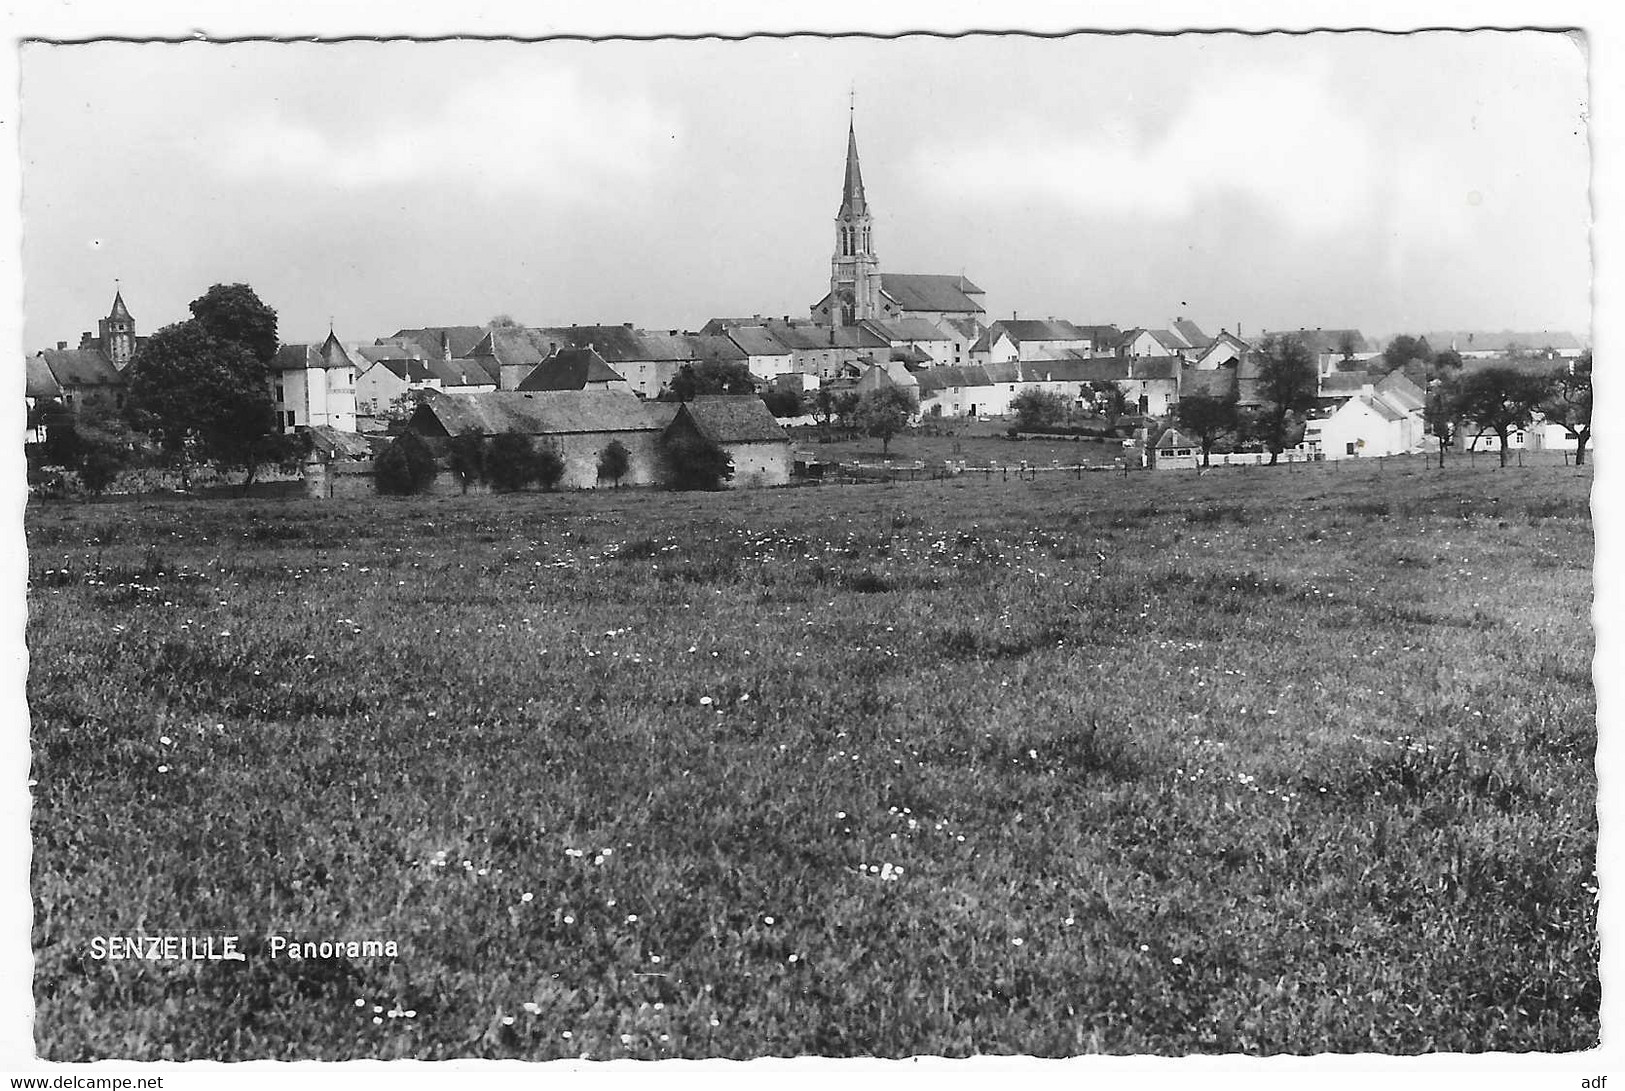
[27,459,1596,1059]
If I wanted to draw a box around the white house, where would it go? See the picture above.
[271,331,358,433]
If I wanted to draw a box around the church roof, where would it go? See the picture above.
[878,273,985,314]
[108,290,133,322]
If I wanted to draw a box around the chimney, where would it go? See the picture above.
[549,342,556,354]
[623,322,633,329]
[440,331,451,361]
[670,330,678,336]
[56,341,66,350]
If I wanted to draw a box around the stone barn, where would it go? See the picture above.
[664,395,792,488]
[405,389,673,490]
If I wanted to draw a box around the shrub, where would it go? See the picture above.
[597,440,631,488]
[376,433,438,495]
[447,429,486,494]
[1010,388,1070,431]
[533,443,566,492]
[662,431,734,491]
[486,431,538,492]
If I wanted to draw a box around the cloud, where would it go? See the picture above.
[921,58,1393,238]
[214,67,680,196]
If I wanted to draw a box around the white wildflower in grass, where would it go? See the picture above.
[563,915,575,924]
[699,696,713,706]
[354,998,365,1007]
[372,1016,382,1025]
[710,1018,720,1027]
[1064,917,1075,926]
[521,892,534,903]
[763,916,775,925]
[159,736,172,746]
[502,1015,515,1026]
[1011,938,1024,947]
[562,1031,572,1040]
[788,954,800,963]
[157,765,169,774]
[650,954,662,964]
[621,1033,633,1045]
[627,914,639,923]
[1140,944,1149,952]
[1172,957,1184,966]
[522,1002,540,1014]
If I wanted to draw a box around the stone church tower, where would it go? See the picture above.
[95,290,137,370]
[827,117,881,327]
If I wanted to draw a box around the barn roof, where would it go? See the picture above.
[367,358,438,383]
[1181,369,1238,399]
[305,425,376,459]
[995,318,1090,344]
[677,395,790,445]
[1319,371,1372,398]
[411,390,663,437]
[427,357,500,388]
[1374,369,1426,413]
[687,333,751,363]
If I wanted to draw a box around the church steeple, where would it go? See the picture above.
[99,284,136,370]
[840,119,867,217]
[825,104,880,328]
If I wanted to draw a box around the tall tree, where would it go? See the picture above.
[1452,366,1554,467]
[1010,388,1069,431]
[666,360,757,401]
[1174,391,1240,468]
[124,319,291,489]
[1424,378,1459,469]
[489,314,521,328]
[1541,351,1593,466]
[447,428,487,494]
[852,385,918,455]
[189,283,280,364]
[597,439,631,487]
[1089,381,1130,427]
[1249,334,1319,465]
[1382,334,1435,374]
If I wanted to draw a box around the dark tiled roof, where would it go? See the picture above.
[411,390,664,437]
[939,316,986,342]
[1125,357,1180,381]
[676,395,791,445]
[725,326,793,357]
[1148,329,1191,353]
[1171,318,1211,350]
[878,273,985,314]
[390,326,491,360]
[355,343,427,364]
[995,319,1090,344]
[27,354,64,398]
[687,333,751,363]
[864,317,956,343]
[428,357,500,387]
[39,348,122,387]
[1181,370,1238,399]
[305,425,375,459]
[890,345,934,365]
[370,358,438,383]
[515,348,627,391]
[274,340,355,372]
[914,365,993,394]
[518,326,700,364]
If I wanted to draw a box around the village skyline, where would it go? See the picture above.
[20,31,1590,353]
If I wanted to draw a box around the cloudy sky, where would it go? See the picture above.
[20,31,1590,350]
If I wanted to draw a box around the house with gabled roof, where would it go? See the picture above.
[270,330,358,433]
[721,325,796,382]
[1118,327,1192,359]
[915,364,994,418]
[663,395,792,488]
[34,347,124,413]
[982,318,1096,364]
[515,347,631,393]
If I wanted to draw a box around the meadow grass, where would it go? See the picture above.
[26,458,1596,1058]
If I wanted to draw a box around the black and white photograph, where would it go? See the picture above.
[7,5,1611,1082]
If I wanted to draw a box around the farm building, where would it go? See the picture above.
[664,396,792,488]
[406,389,674,490]
[1150,427,1202,469]
[515,347,632,393]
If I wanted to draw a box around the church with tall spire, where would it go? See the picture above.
[77,286,144,370]
[809,106,987,339]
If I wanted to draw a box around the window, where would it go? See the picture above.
[1346,442,1357,455]
[275,384,285,402]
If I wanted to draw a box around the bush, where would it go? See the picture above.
[662,431,734,491]
[597,440,631,487]
[376,433,439,495]
[1010,388,1070,431]
[762,388,806,418]
[487,430,566,492]
[447,429,486,494]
